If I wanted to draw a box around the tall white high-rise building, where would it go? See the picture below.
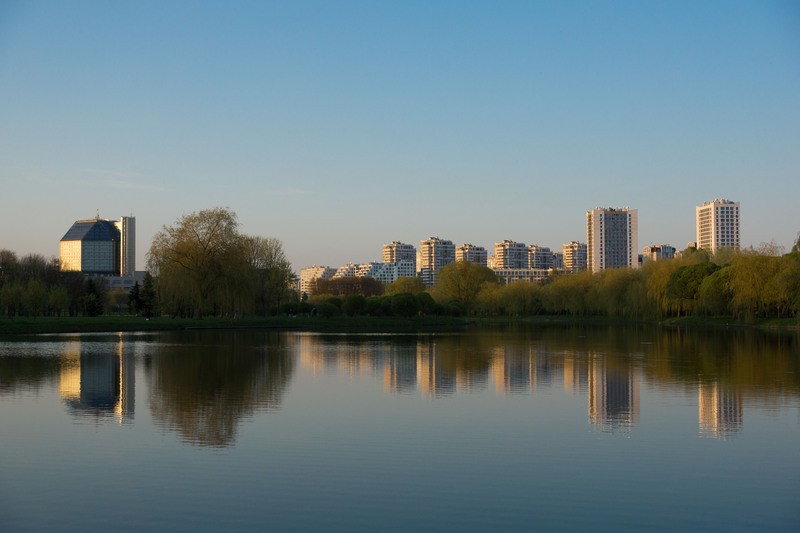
[696,199,740,254]
[586,207,639,273]
[417,237,455,286]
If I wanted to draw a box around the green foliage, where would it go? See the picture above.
[665,262,720,317]
[432,261,498,315]
[697,268,732,316]
[140,272,158,317]
[128,281,141,315]
[83,278,105,317]
[389,293,419,317]
[0,250,104,318]
[385,277,425,296]
[415,292,437,315]
[312,276,384,297]
[317,301,340,318]
[342,294,367,316]
[147,208,294,318]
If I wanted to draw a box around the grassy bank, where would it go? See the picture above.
[474,315,800,330]
[0,315,473,336]
[2,314,798,336]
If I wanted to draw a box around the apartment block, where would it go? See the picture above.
[562,241,587,273]
[494,240,528,269]
[528,245,554,270]
[642,244,676,262]
[418,237,455,286]
[299,265,336,295]
[383,241,416,264]
[492,268,549,285]
[371,260,417,284]
[696,199,740,254]
[586,207,639,273]
[456,243,488,266]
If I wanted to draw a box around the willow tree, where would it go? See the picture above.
[432,261,497,314]
[148,208,294,318]
[241,235,295,316]
[148,208,243,318]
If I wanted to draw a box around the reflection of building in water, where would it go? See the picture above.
[563,351,589,393]
[59,335,135,423]
[382,344,418,394]
[492,346,533,393]
[417,338,455,398]
[533,348,564,389]
[588,353,639,432]
[299,333,492,398]
[698,382,742,439]
[491,345,565,394]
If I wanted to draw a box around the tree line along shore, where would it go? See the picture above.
[1,208,799,333]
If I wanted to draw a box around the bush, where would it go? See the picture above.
[342,294,367,316]
[415,292,436,315]
[317,301,340,318]
[366,296,384,316]
[390,293,419,317]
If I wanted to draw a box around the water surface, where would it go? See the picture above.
[1,326,798,531]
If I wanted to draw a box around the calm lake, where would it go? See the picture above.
[1,325,798,532]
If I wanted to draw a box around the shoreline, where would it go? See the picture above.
[1,314,798,336]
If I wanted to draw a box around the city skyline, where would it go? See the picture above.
[1,2,798,270]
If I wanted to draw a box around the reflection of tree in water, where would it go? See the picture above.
[643,327,800,401]
[148,331,295,448]
[0,354,60,395]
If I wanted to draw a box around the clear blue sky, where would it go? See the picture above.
[1,0,798,271]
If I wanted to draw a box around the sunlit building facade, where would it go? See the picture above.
[586,207,639,273]
[456,243,488,266]
[696,199,740,254]
[417,237,455,287]
[299,265,336,295]
[562,241,587,273]
[492,268,548,285]
[642,244,676,262]
[494,240,528,269]
[528,245,553,270]
[59,216,135,276]
[383,241,416,265]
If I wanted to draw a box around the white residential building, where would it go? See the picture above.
[299,265,336,295]
[551,251,564,271]
[492,268,549,285]
[418,237,455,286]
[562,241,587,273]
[371,260,417,284]
[494,240,528,269]
[586,207,639,273]
[383,241,416,264]
[528,245,553,270]
[696,199,740,254]
[456,243,488,266]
